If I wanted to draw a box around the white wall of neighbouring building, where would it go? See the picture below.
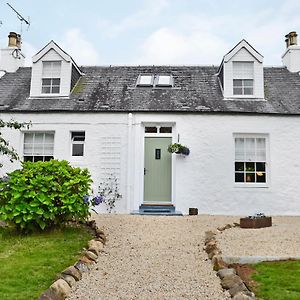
[1,112,300,216]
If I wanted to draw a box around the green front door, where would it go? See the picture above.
[144,137,172,203]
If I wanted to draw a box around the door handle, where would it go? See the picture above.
[144,168,148,175]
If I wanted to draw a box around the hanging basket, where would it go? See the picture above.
[167,143,190,156]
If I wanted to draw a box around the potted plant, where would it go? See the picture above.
[167,143,190,155]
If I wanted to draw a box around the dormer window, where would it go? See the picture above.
[137,74,154,86]
[233,62,254,95]
[41,61,61,94]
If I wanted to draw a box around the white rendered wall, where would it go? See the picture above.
[131,113,300,216]
[0,112,129,213]
[2,112,300,216]
[282,45,300,72]
[30,49,72,97]
[0,47,25,73]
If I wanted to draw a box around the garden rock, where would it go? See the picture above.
[85,250,98,261]
[75,261,91,273]
[205,240,218,254]
[212,255,227,271]
[50,279,71,299]
[208,248,221,260]
[233,291,256,300]
[229,281,248,297]
[60,274,76,287]
[88,239,103,255]
[204,230,216,243]
[221,274,243,289]
[61,266,82,281]
[217,268,236,279]
[38,288,58,300]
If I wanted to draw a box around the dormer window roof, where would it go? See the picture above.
[136,74,173,88]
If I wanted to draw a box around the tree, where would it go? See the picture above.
[0,119,31,168]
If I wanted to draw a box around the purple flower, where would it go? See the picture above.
[83,195,89,204]
[93,195,103,206]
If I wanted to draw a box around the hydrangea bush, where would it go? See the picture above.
[0,160,92,232]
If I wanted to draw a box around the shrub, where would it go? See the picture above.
[0,160,92,232]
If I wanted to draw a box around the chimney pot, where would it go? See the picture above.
[8,32,18,48]
[285,31,298,48]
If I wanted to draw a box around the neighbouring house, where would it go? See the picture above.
[1,31,300,215]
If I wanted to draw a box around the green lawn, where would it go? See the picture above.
[0,225,92,300]
[252,260,300,300]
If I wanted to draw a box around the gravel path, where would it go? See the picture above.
[68,214,233,300]
[218,216,300,257]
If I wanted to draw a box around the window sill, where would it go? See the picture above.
[234,183,269,188]
[223,96,266,101]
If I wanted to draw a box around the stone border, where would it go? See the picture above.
[38,220,106,300]
[204,223,257,300]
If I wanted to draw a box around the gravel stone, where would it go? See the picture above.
[67,214,232,300]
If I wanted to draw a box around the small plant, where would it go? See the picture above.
[0,160,92,232]
[167,143,190,155]
[98,176,122,213]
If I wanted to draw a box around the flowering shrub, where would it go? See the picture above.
[0,160,92,232]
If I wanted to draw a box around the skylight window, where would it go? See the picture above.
[156,75,173,87]
[136,74,173,88]
[137,75,153,86]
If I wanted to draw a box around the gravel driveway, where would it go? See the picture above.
[68,214,234,300]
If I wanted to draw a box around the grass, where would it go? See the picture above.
[251,260,300,300]
[0,225,92,300]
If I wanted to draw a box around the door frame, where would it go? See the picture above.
[141,123,176,205]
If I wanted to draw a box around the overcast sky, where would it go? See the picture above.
[1,0,300,66]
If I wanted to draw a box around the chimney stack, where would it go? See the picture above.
[282,31,300,72]
[285,31,298,48]
[0,32,25,73]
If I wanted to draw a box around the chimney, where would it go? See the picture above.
[0,32,25,73]
[282,31,300,72]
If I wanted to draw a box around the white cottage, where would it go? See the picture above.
[1,31,300,215]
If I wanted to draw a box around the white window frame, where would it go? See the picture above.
[155,75,173,87]
[136,74,154,87]
[41,61,62,95]
[232,62,254,97]
[23,131,55,162]
[71,131,85,157]
[233,133,269,188]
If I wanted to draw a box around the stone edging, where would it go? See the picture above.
[38,220,106,300]
[204,223,257,300]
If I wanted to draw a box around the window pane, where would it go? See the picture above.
[72,144,84,156]
[244,80,253,87]
[159,127,172,133]
[145,127,157,133]
[138,75,153,86]
[256,162,265,171]
[246,173,255,182]
[24,133,34,143]
[233,79,242,87]
[245,162,255,171]
[233,88,243,95]
[44,156,53,161]
[71,132,85,139]
[42,86,51,94]
[24,144,33,155]
[44,133,54,143]
[42,78,51,85]
[23,156,33,162]
[245,138,255,161]
[52,78,60,85]
[44,145,54,155]
[235,173,244,182]
[256,172,266,183]
[51,86,60,93]
[235,162,244,171]
[34,133,44,143]
[235,138,244,160]
[157,75,172,86]
[34,156,44,162]
[233,62,254,79]
[244,88,253,95]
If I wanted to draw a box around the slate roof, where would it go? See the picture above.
[0,65,300,115]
